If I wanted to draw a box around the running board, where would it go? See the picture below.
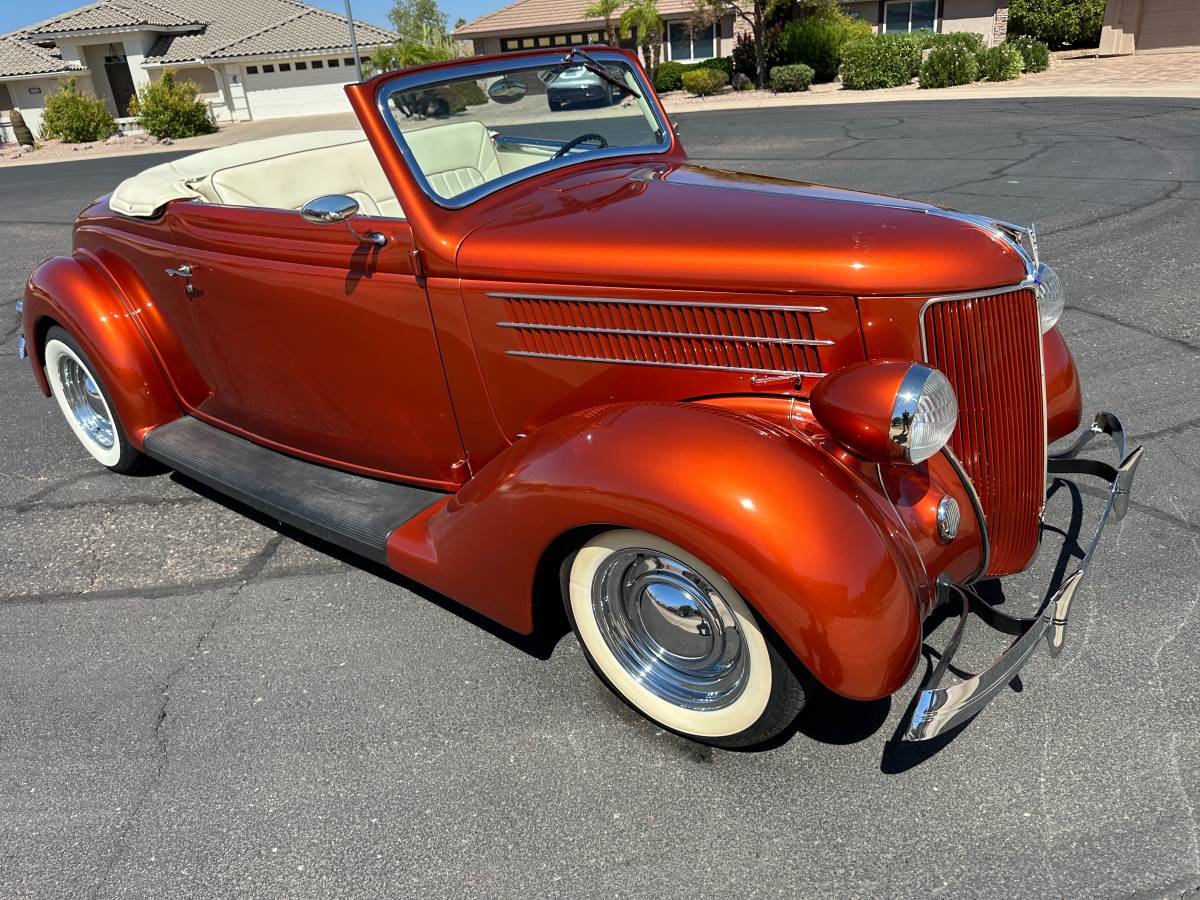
[143,417,446,564]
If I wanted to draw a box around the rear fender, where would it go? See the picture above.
[23,254,179,448]
[388,401,927,701]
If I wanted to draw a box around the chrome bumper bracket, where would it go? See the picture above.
[903,412,1143,742]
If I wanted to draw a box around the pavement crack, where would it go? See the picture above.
[89,535,287,899]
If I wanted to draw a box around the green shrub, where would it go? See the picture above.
[681,67,729,96]
[1009,0,1104,48]
[770,63,815,92]
[919,42,979,88]
[976,43,1025,81]
[1007,34,1051,72]
[444,79,486,111]
[929,31,985,53]
[134,70,216,139]
[693,57,735,78]
[38,78,116,143]
[776,13,872,83]
[655,60,686,91]
[839,35,919,90]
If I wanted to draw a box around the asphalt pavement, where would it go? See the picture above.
[2,96,1198,899]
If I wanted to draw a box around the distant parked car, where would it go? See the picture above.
[546,64,619,110]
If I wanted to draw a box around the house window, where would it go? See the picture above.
[883,0,936,33]
[667,21,716,60]
[537,36,551,46]
[246,65,259,74]
[521,37,534,48]
[328,58,340,67]
[262,64,275,73]
[344,58,355,65]
[312,59,324,68]
[279,62,292,71]
[553,34,566,45]
[503,38,519,50]
[296,61,307,69]
[587,32,601,43]
[570,34,583,43]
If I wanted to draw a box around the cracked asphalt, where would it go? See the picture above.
[2,96,1199,899]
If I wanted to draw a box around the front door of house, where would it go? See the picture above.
[104,55,136,116]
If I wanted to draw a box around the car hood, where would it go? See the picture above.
[455,162,1029,295]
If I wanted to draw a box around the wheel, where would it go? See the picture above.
[564,529,813,749]
[43,326,150,474]
[547,96,562,112]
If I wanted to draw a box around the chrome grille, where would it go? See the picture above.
[923,288,1045,576]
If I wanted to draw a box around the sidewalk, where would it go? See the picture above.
[4,51,1197,167]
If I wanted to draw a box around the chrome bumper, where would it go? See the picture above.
[904,412,1143,742]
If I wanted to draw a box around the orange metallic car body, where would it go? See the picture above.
[23,49,1084,702]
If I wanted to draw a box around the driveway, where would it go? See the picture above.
[1,96,1198,899]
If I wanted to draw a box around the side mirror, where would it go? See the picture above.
[488,76,528,104]
[300,194,360,225]
[300,194,386,247]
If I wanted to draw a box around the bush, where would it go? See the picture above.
[1007,34,1051,72]
[655,60,687,91]
[777,13,872,82]
[839,35,920,89]
[1009,0,1104,48]
[929,31,985,53]
[919,42,979,88]
[976,43,1025,81]
[770,63,815,92]
[38,78,116,143]
[681,67,729,96]
[693,57,734,78]
[732,26,788,83]
[134,70,216,139]
[9,108,36,146]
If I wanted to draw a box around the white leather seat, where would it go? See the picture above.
[110,122,509,218]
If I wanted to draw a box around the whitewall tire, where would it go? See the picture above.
[565,529,813,748]
[43,327,148,474]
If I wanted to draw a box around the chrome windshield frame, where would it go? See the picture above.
[374,49,672,211]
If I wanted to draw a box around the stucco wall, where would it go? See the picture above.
[1,75,74,139]
[941,0,1003,45]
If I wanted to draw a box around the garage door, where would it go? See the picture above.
[1139,0,1200,52]
[244,66,357,120]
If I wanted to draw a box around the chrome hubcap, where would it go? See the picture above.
[592,549,749,711]
[58,355,115,450]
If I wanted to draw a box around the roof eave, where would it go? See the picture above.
[141,43,394,67]
[0,67,87,81]
[22,24,201,40]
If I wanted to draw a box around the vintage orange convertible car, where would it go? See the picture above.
[21,48,1142,748]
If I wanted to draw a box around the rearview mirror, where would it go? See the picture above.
[487,77,528,104]
[300,194,360,225]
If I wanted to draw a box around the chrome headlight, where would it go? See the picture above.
[891,366,958,464]
[1036,263,1064,333]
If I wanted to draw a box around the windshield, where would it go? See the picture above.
[381,53,669,207]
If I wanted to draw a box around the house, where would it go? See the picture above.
[454,0,1015,65]
[1100,0,1199,55]
[454,0,745,65]
[0,0,396,141]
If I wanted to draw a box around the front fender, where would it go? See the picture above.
[24,253,179,448]
[388,402,926,701]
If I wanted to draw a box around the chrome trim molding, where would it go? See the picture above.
[942,446,990,580]
[496,321,834,346]
[888,363,932,460]
[507,350,823,378]
[375,49,671,211]
[487,291,829,314]
[904,412,1143,741]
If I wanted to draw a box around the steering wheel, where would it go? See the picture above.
[553,133,609,159]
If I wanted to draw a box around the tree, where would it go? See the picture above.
[586,0,623,45]
[365,24,458,74]
[620,0,664,77]
[694,0,774,87]
[388,0,448,41]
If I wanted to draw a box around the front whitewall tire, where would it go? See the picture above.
[568,529,774,739]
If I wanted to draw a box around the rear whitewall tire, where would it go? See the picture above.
[43,327,149,474]
[566,529,809,746]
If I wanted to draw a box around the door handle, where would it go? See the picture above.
[165,264,193,278]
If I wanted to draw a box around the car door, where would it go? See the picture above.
[163,201,463,486]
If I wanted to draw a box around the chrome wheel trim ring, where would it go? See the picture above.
[58,354,116,451]
[591,548,750,711]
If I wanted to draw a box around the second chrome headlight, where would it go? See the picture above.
[1037,263,1064,333]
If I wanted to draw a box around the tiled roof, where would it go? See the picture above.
[9,1,395,65]
[455,0,700,37]
[0,35,84,78]
[20,0,200,35]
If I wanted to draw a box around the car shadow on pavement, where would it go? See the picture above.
[171,472,570,662]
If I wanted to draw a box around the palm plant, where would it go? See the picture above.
[365,25,457,74]
[620,0,664,76]
[585,0,623,45]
